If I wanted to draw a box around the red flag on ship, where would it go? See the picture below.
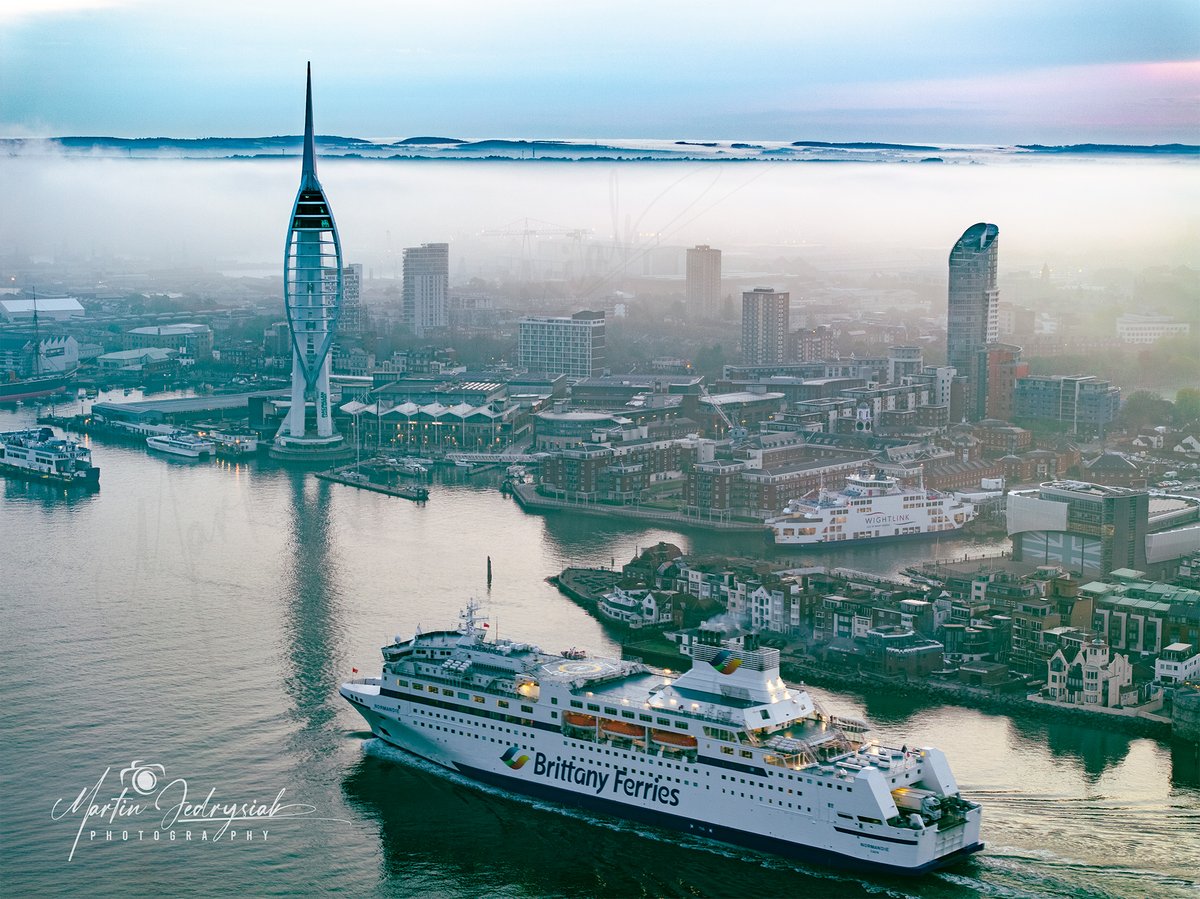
[483,623,489,628]
[352,667,359,673]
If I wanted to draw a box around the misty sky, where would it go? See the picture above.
[1,0,1197,143]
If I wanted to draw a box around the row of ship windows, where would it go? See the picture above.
[391,694,869,793]
[568,699,689,730]
[399,679,534,714]
[567,740,699,783]
[569,740,692,769]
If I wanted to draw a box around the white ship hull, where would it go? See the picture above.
[146,434,215,458]
[340,607,983,875]
[767,470,976,547]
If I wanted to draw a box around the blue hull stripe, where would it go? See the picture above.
[834,825,918,845]
[696,755,767,777]
[452,760,982,876]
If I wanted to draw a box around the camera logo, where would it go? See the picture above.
[119,760,166,796]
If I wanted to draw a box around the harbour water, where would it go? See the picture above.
[2,398,1198,898]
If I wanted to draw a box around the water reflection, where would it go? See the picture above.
[1171,739,1200,791]
[2,475,100,509]
[340,746,980,899]
[281,473,348,756]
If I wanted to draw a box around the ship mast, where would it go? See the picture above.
[31,290,40,377]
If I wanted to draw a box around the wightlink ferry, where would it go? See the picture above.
[766,470,975,547]
[0,427,99,488]
[340,604,983,874]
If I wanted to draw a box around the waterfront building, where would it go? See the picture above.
[402,243,448,337]
[685,244,721,319]
[97,347,178,375]
[0,334,79,376]
[272,64,350,461]
[1012,375,1120,434]
[122,323,213,361]
[1008,480,1149,577]
[518,311,606,379]
[0,296,85,322]
[598,587,673,628]
[1157,643,1200,685]
[947,223,999,422]
[1087,575,1200,655]
[1044,633,1134,707]
[741,288,789,365]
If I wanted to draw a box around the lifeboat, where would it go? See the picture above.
[563,712,598,728]
[650,730,698,749]
[600,718,643,738]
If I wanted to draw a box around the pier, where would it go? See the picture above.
[315,465,429,501]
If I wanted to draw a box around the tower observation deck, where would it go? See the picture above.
[272,63,352,462]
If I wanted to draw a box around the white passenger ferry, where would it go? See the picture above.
[146,431,216,458]
[341,603,983,874]
[0,427,99,488]
[766,470,976,547]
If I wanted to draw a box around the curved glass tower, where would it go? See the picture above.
[279,63,343,445]
[948,222,999,422]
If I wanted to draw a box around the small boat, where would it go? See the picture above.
[650,729,698,749]
[600,718,643,738]
[563,712,598,729]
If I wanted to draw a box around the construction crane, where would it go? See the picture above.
[698,383,748,441]
[480,218,591,281]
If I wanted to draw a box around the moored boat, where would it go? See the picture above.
[766,469,976,547]
[146,431,216,458]
[0,427,99,488]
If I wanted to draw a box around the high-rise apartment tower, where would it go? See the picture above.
[741,288,789,365]
[686,245,722,319]
[947,223,999,421]
[403,243,449,337]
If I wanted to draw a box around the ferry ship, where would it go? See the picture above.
[209,428,260,457]
[341,604,983,874]
[146,431,216,458]
[0,427,99,488]
[766,470,975,547]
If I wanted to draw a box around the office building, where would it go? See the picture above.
[741,288,789,365]
[1116,314,1190,344]
[1007,480,1149,577]
[947,223,999,421]
[403,242,449,337]
[685,245,721,319]
[518,311,606,379]
[1013,375,1120,434]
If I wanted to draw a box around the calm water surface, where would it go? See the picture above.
[1,399,1197,898]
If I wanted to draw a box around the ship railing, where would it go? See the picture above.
[345,677,381,686]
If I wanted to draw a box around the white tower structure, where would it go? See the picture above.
[272,64,350,461]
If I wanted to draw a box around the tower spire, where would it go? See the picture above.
[302,61,317,185]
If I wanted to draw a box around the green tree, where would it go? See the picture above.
[1118,390,1174,433]
[1175,387,1200,426]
